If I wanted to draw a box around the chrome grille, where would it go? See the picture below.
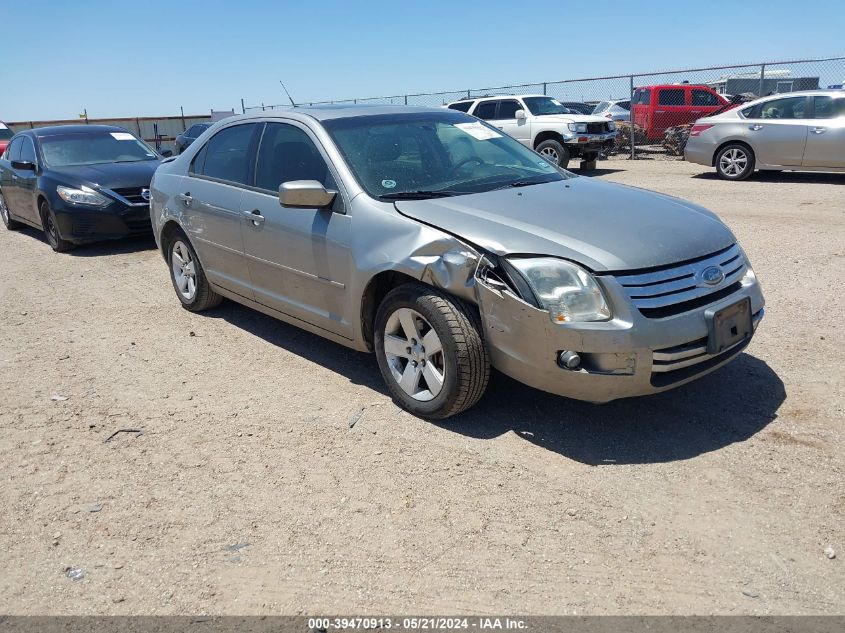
[111,187,149,205]
[613,244,746,318]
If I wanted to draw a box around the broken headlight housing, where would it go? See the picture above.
[507,257,611,323]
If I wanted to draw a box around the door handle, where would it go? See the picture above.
[655,109,666,113]
[245,209,265,225]
[811,127,827,134]
[749,124,764,131]
[177,192,193,206]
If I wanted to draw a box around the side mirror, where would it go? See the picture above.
[278,180,336,209]
[160,149,173,158]
[11,160,36,171]
[515,109,526,120]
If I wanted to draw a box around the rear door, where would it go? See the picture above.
[15,136,40,224]
[179,122,261,298]
[471,100,498,122]
[493,99,531,145]
[690,88,725,120]
[744,95,809,166]
[802,95,845,168]
[239,121,353,338]
[653,88,687,138]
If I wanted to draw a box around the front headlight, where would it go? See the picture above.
[567,123,587,133]
[607,121,617,131]
[56,185,110,207]
[508,257,611,323]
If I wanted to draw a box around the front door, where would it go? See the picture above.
[803,95,845,168]
[15,136,40,224]
[745,95,809,166]
[179,122,261,299]
[494,99,531,146]
[239,121,353,338]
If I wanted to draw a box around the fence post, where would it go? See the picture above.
[241,98,246,114]
[629,75,635,160]
[180,106,185,131]
[758,64,766,97]
[543,82,547,95]
[404,95,408,105]
[466,89,471,99]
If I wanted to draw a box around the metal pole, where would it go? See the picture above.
[241,98,246,114]
[629,75,635,160]
[180,106,185,130]
[759,64,766,97]
[543,82,547,95]
[404,95,408,105]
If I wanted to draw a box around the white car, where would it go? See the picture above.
[447,95,617,170]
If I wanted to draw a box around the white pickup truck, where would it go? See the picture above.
[447,94,617,170]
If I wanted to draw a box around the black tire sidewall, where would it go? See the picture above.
[537,140,570,167]
[374,287,465,418]
[716,144,755,180]
[167,236,207,309]
[40,200,71,251]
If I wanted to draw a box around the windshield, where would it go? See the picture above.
[523,97,573,116]
[323,111,566,200]
[39,131,159,167]
[0,125,12,141]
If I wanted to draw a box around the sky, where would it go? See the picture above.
[3,0,844,122]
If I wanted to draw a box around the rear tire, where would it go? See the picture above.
[536,139,570,169]
[715,143,755,181]
[166,233,222,311]
[374,283,490,419]
[0,189,22,230]
[40,200,74,252]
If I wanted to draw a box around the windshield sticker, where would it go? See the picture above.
[381,179,397,189]
[551,99,562,106]
[455,122,502,141]
[538,161,550,168]
[110,132,136,141]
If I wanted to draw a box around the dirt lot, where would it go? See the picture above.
[1,159,843,615]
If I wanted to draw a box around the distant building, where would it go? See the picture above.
[707,69,819,97]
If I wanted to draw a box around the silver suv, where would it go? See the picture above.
[151,106,764,419]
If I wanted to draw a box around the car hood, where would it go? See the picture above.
[48,161,160,191]
[395,178,735,272]
[534,114,611,124]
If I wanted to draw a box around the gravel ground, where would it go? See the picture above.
[0,159,842,615]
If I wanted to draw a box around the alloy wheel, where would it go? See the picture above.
[0,192,8,224]
[540,146,560,162]
[171,240,198,301]
[719,148,748,177]
[382,307,445,402]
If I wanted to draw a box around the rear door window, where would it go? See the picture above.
[5,136,23,161]
[812,96,845,118]
[191,123,260,185]
[758,96,808,119]
[473,101,497,120]
[658,89,686,106]
[691,89,721,106]
[20,137,37,164]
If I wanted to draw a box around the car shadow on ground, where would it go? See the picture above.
[692,171,845,184]
[207,300,785,466]
[10,225,157,256]
[574,167,627,177]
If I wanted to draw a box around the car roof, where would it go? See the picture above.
[735,89,845,109]
[220,104,459,123]
[29,124,133,137]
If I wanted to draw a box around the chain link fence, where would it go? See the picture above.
[243,56,845,158]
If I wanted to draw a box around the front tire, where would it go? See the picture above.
[166,234,222,311]
[374,283,490,419]
[715,143,755,181]
[0,189,22,230]
[536,139,570,169]
[40,200,74,252]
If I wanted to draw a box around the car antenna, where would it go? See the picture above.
[279,81,297,107]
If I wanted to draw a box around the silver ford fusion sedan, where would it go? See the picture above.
[150,105,764,419]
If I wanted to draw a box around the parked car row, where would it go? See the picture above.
[447,94,617,169]
[0,103,769,418]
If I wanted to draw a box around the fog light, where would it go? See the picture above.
[558,350,581,370]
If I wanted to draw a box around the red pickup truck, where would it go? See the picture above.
[0,122,12,155]
[631,84,731,141]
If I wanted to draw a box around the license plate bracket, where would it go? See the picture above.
[706,298,752,355]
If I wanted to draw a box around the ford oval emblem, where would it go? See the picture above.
[141,188,151,202]
[701,265,724,286]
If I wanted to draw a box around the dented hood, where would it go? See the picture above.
[394,177,735,272]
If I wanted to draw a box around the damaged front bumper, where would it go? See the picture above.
[475,272,765,403]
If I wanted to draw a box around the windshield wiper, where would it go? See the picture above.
[490,178,554,191]
[379,189,465,200]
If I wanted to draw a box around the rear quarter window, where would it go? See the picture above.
[658,89,686,106]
